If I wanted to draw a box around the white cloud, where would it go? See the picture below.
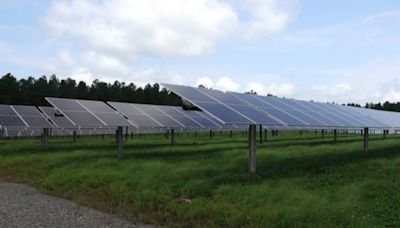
[245,82,266,94]
[246,81,295,97]
[306,53,400,104]
[237,0,299,40]
[44,0,239,58]
[364,10,400,22]
[193,78,295,97]
[265,83,295,97]
[311,83,352,102]
[69,68,93,84]
[195,77,214,88]
[382,89,400,102]
[34,0,299,88]
[43,0,298,59]
[215,76,240,91]
[67,67,185,87]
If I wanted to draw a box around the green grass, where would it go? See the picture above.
[0,131,400,227]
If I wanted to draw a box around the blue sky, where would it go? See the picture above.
[1,0,400,104]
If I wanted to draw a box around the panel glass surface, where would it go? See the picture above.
[39,107,75,128]
[195,102,252,124]
[183,111,222,128]
[0,105,18,115]
[353,108,400,127]
[339,105,387,127]
[95,113,133,126]
[163,84,275,125]
[257,106,307,126]
[155,106,184,116]
[78,100,133,126]
[46,97,86,111]
[278,99,338,126]
[63,111,104,126]
[170,115,202,128]
[230,92,270,107]
[0,116,26,127]
[227,104,281,124]
[107,102,143,114]
[12,106,43,116]
[230,93,310,126]
[126,114,162,128]
[290,101,347,127]
[188,116,220,128]
[147,115,183,128]
[162,84,216,103]
[324,104,369,127]
[47,98,132,127]
[22,116,52,127]
[78,100,116,112]
[133,104,165,115]
[0,105,26,127]
[198,88,243,105]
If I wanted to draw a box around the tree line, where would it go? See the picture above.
[346,102,400,112]
[1,73,399,112]
[0,73,182,107]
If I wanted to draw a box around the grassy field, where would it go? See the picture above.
[0,131,399,227]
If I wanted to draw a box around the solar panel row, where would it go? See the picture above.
[46,98,224,130]
[1,84,398,135]
[0,104,52,128]
[161,83,395,129]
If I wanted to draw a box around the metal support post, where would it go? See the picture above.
[333,129,337,143]
[43,128,49,151]
[249,124,257,174]
[364,127,369,155]
[171,129,176,145]
[117,126,123,157]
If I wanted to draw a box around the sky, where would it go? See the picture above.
[1,0,400,104]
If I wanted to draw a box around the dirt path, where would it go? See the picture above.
[0,181,153,228]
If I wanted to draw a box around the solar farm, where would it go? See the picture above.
[1,84,400,226]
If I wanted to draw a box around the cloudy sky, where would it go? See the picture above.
[0,0,400,104]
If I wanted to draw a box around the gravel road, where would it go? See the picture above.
[0,181,153,228]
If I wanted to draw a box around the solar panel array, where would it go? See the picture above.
[2,83,400,139]
[160,84,283,126]
[161,83,396,130]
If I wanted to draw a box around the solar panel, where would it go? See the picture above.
[285,100,347,127]
[108,102,164,128]
[162,84,283,125]
[12,105,53,128]
[197,87,284,125]
[155,106,203,128]
[131,104,184,128]
[39,106,75,128]
[46,97,134,127]
[350,107,400,128]
[0,105,27,127]
[275,98,342,127]
[331,104,388,128]
[182,110,222,129]
[230,92,308,127]
[302,101,361,127]
[264,97,329,127]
